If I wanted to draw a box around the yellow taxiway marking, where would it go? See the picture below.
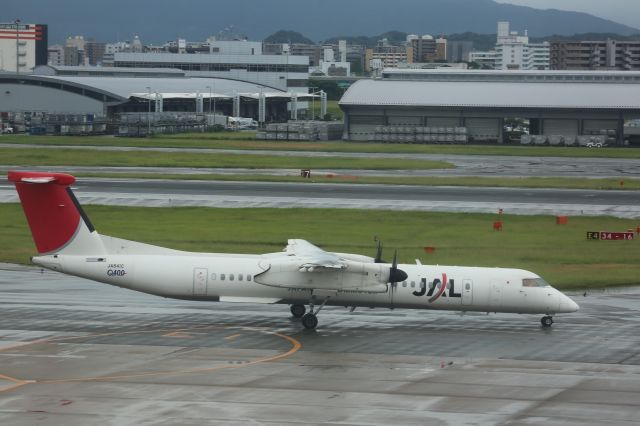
[162,331,193,338]
[0,374,32,394]
[0,326,302,389]
[224,333,242,341]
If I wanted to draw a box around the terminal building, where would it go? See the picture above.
[339,69,640,145]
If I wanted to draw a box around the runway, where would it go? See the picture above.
[2,144,640,178]
[1,265,639,425]
[1,176,639,217]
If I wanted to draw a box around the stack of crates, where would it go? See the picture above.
[375,126,467,144]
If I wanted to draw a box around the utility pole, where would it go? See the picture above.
[146,86,151,136]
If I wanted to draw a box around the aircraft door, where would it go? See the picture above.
[491,282,502,308]
[462,279,473,306]
[193,268,208,297]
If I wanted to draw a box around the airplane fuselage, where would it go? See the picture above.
[34,252,575,316]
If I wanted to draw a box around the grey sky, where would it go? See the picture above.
[496,0,640,29]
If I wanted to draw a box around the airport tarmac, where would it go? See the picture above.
[1,264,639,425]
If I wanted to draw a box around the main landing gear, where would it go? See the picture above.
[290,298,329,330]
[541,315,554,327]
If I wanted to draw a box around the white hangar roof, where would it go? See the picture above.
[340,79,640,110]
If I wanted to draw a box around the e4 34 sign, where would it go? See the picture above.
[587,231,635,241]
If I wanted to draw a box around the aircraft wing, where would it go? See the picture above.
[285,239,346,271]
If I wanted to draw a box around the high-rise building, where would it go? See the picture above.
[446,41,473,63]
[47,44,64,66]
[550,40,640,70]
[469,22,549,70]
[365,39,411,72]
[0,22,48,72]
[85,41,106,66]
[408,35,437,62]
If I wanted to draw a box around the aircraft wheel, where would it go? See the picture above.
[290,304,306,318]
[540,315,553,327]
[301,313,318,330]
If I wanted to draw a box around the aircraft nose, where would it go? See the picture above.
[559,294,579,313]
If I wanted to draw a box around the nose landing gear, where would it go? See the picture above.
[290,304,306,318]
[541,315,554,327]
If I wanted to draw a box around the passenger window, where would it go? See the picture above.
[410,282,414,288]
[211,273,216,280]
[238,274,243,282]
[230,274,234,281]
[402,282,407,287]
[247,275,252,282]
[465,283,471,290]
[220,274,225,281]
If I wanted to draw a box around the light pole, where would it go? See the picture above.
[309,86,317,121]
[212,82,216,117]
[206,85,212,114]
[15,19,20,74]
[145,86,151,136]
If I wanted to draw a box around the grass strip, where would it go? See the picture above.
[0,147,451,170]
[2,134,640,159]
[74,172,640,191]
[2,204,638,290]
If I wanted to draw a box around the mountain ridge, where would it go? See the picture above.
[5,0,638,44]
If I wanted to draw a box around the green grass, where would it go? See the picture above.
[0,147,452,170]
[75,172,640,191]
[2,203,639,290]
[3,134,640,159]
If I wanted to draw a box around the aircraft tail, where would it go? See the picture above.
[9,171,105,255]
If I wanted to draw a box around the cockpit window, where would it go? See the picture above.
[522,278,550,287]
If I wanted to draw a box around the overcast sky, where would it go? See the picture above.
[496,0,640,29]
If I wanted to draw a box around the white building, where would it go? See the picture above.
[0,22,48,73]
[112,50,309,93]
[469,22,549,70]
[317,42,351,76]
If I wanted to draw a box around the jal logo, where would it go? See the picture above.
[413,273,461,302]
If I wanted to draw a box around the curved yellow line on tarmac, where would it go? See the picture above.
[0,325,302,388]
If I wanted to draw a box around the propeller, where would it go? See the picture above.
[388,249,408,283]
[374,239,385,263]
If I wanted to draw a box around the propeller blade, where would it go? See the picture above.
[375,240,384,263]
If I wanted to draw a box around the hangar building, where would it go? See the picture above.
[0,66,312,125]
[339,69,640,145]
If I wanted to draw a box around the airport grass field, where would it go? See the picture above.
[3,134,640,159]
[0,147,451,170]
[2,203,638,290]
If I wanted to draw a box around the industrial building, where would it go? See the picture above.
[0,22,48,73]
[339,69,640,145]
[550,40,640,70]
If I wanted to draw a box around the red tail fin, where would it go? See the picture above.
[8,171,90,254]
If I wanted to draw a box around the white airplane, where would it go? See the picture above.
[8,171,579,329]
